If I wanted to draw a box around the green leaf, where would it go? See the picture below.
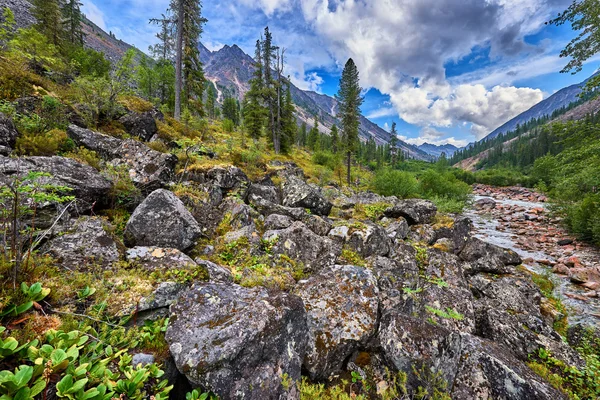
[13,387,32,400]
[13,365,33,387]
[29,379,46,397]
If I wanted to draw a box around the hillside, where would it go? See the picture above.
[200,44,429,160]
[481,72,598,142]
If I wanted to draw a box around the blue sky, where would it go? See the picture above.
[81,0,600,147]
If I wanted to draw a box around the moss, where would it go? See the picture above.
[340,247,366,267]
[353,202,391,222]
[147,140,169,153]
[432,214,455,230]
[15,128,70,156]
[64,146,102,170]
[119,95,154,113]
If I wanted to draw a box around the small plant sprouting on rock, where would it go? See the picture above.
[425,306,464,321]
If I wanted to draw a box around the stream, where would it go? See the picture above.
[465,189,600,328]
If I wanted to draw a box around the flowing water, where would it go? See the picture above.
[465,195,600,328]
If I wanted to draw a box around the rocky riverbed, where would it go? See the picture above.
[468,184,600,326]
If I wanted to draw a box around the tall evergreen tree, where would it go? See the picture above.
[31,0,62,46]
[281,83,296,153]
[171,0,207,119]
[297,122,307,147]
[336,58,364,184]
[149,13,175,61]
[308,115,320,151]
[389,122,399,166]
[243,39,266,140]
[331,124,339,153]
[262,27,279,151]
[206,84,216,119]
[62,0,84,47]
[222,97,240,126]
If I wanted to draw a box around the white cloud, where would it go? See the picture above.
[399,133,469,148]
[238,0,293,16]
[295,0,568,138]
[366,107,396,119]
[82,0,107,30]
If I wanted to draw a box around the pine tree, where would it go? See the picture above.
[243,39,266,140]
[31,0,62,46]
[62,0,84,47]
[171,0,207,119]
[389,122,399,166]
[331,124,339,153]
[206,84,216,119]
[298,123,307,147]
[308,115,320,151]
[281,83,296,153]
[336,58,364,184]
[149,13,175,61]
[262,27,279,151]
[222,97,240,126]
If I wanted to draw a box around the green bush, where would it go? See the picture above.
[419,169,471,202]
[312,151,340,171]
[15,128,72,156]
[373,168,419,199]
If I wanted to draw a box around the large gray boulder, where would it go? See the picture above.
[263,221,341,272]
[378,314,565,400]
[166,282,308,400]
[295,265,379,380]
[42,217,122,269]
[384,199,437,225]
[119,111,158,141]
[460,237,522,275]
[282,175,332,216]
[0,156,112,213]
[187,166,250,197]
[124,189,202,251]
[67,125,177,192]
[0,112,17,155]
[328,221,391,258]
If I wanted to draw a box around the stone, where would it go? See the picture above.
[195,259,233,283]
[383,199,437,225]
[124,189,202,251]
[263,221,341,272]
[247,183,280,204]
[119,111,158,142]
[132,353,155,367]
[125,247,197,271]
[475,197,497,209]
[123,281,186,322]
[557,239,574,246]
[187,166,250,197]
[282,174,333,216]
[264,214,294,231]
[460,237,522,275]
[369,252,419,315]
[385,218,409,241]
[42,217,122,270]
[248,193,308,220]
[67,125,177,192]
[328,221,391,258]
[166,282,307,400]
[0,155,112,214]
[407,224,437,245]
[0,112,17,153]
[294,265,379,380]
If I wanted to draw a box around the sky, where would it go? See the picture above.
[81,0,600,148]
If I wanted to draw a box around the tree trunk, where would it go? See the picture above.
[346,151,351,185]
[174,0,184,121]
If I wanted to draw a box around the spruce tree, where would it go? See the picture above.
[336,58,363,185]
[31,0,62,46]
[262,27,279,151]
[390,122,399,166]
[308,115,320,151]
[62,0,84,47]
[206,84,216,119]
[222,97,240,126]
[331,124,339,153]
[298,122,307,147]
[281,83,296,153]
[243,39,266,140]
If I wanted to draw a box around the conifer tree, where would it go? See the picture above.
[243,40,266,140]
[331,124,339,153]
[62,0,84,46]
[336,58,363,184]
[262,27,279,151]
[222,97,240,126]
[31,0,62,46]
[206,84,216,119]
[297,122,307,147]
[308,115,320,151]
[390,122,399,166]
[281,83,296,153]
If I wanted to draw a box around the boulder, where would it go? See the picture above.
[247,183,280,204]
[187,166,250,197]
[282,175,332,216]
[369,252,419,315]
[248,193,308,220]
[460,237,522,275]
[383,199,437,225]
[475,197,497,210]
[119,111,158,141]
[195,259,233,283]
[0,112,17,154]
[328,221,391,258]
[263,221,341,272]
[264,214,294,231]
[121,281,186,322]
[67,125,177,192]
[166,282,308,400]
[433,216,472,254]
[124,189,202,251]
[0,156,112,214]
[43,217,122,269]
[385,218,410,241]
[407,224,437,245]
[126,247,197,271]
[295,265,379,380]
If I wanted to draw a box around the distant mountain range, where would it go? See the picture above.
[200,44,430,160]
[417,143,459,158]
[481,72,599,142]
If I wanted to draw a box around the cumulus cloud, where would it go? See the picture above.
[238,0,293,16]
[295,0,569,138]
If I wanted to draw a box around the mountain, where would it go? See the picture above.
[0,0,429,160]
[481,72,598,142]
[200,45,430,160]
[417,143,459,158]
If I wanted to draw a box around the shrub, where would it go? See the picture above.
[373,168,419,199]
[222,118,234,133]
[419,169,471,201]
[15,128,71,156]
[64,147,102,170]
